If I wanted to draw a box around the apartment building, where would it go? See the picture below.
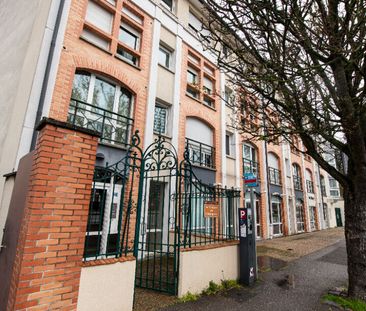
[0,0,344,310]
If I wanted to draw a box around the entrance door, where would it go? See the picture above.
[335,208,343,227]
[271,196,282,236]
[146,181,165,252]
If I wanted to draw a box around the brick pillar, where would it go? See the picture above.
[8,119,99,311]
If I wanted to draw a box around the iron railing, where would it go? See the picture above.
[83,131,143,261]
[268,167,281,185]
[185,138,215,169]
[306,180,314,193]
[67,98,134,146]
[180,181,241,248]
[243,159,260,178]
[293,175,303,190]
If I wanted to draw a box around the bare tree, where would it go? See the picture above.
[202,0,366,299]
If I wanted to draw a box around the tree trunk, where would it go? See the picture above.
[344,178,366,300]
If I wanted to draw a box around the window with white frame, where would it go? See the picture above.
[329,177,340,197]
[188,11,202,33]
[187,67,198,84]
[203,76,214,95]
[85,1,113,34]
[243,144,258,176]
[161,0,173,11]
[68,71,134,145]
[158,45,173,69]
[122,6,143,24]
[225,132,235,157]
[82,1,113,50]
[117,23,141,66]
[153,105,168,135]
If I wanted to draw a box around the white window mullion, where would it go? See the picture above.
[83,74,96,129]
[110,86,120,143]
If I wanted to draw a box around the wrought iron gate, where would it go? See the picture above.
[134,136,180,294]
[83,131,240,295]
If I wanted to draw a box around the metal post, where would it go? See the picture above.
[250,187,258,278]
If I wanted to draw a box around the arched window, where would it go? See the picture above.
[67,71,134,146]
[243,143,259,176]
[268,152,281,185]
[185,117,214,168]
[305,169,314,193]
[292,163,302,190]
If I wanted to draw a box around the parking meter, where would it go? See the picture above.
[238,207,256,286]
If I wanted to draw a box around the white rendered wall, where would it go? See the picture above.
[178,244,239,297]
[77,259,136,311]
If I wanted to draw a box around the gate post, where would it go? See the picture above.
[6,118,99,310]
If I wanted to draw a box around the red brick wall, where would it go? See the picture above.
[48,0,152,147]
[7,121,98,311]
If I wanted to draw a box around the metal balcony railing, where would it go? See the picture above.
[67,98,134,146]
[293,175,303,190]
[268,167,281,185]
[185,138,215,169]
[306,180,314,193]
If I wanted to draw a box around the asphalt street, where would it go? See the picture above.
[163,239,347,311]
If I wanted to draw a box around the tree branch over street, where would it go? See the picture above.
[202,0,366,300]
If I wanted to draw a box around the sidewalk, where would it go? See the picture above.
[162,229,347,311]
[134,228,346,311]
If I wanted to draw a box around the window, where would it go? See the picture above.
[186,51,216,107]
[187,67,198,84]
[161,0,173,11]
[203,77,213,95]
[188,11,202,33]
[225,132,235,157]
[159,45,172,69]
[293,163,302,190]
[268,152,281,185]
[85,1,113,34]
[305,169,314,193]
[106,0,116,6]
[243,144,259,176]
[67,71,134,146]
[185,117,215,168]
[117,23,141,66]
[81,1,144,67]
[186,67,199,99]
[153,105,168,135]
[122,6,143,25]
[224,87,234,107]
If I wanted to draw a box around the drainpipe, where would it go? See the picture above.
[30,0,66,150]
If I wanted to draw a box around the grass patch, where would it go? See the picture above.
[178,292,199,303]
[202,280,241,296]
[178,280,242,304]
[323,294,366,311]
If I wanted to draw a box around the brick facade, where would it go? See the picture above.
[7,120,98,311]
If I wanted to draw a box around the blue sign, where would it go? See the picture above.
[244,173,257,187]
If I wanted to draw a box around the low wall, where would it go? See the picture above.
[178,242,239,297]
[77,257,136,311]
